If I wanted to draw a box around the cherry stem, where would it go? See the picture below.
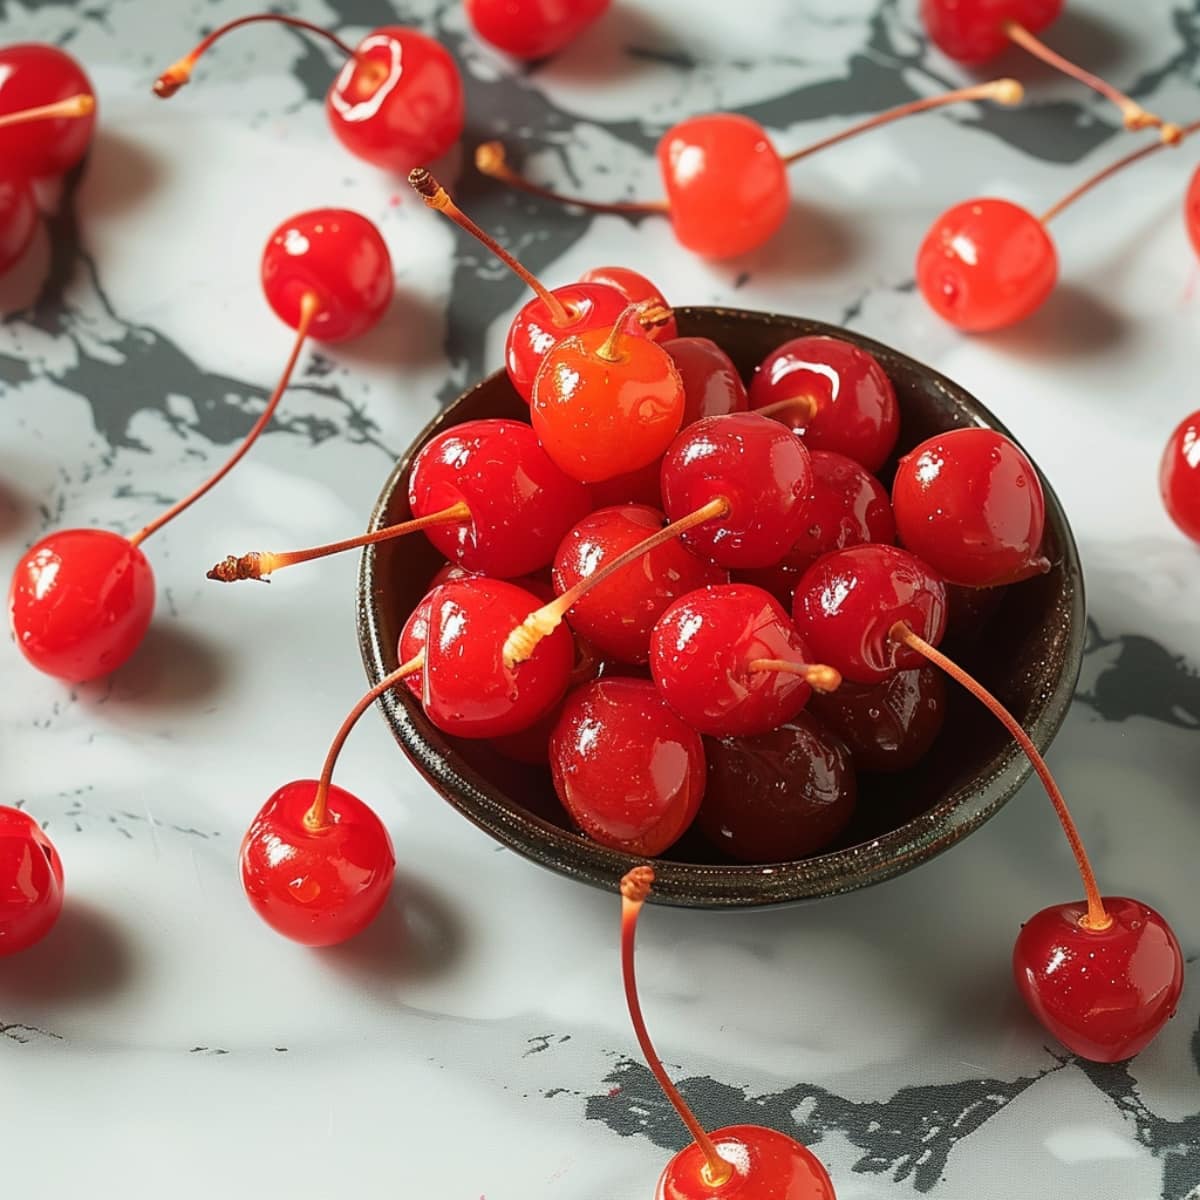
[503,496,731,667]
[205,500,471,583]
[1040,118,1200,224]
[889,621,1111,932]
[753,395,819,424]
[748,658,842,693]
[781,78,1024,166]
[0,94,95,130]
[474,141,671,216]
[1002,20,1179,143]
[128,292,320,550]
[304,651,425,831]
[595,304,640,363]
[153,14,357,97]
[409,167,574,326]
[620,867,734,1190]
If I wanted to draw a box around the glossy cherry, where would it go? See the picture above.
[588,459,664,510]
[551,679,704,855]
[552,504,726,664]
[0,806,65,955]
[663,337,749,425]
[156,16,463,171]
[1187,167,1200,258]
[0,44,96,178]
[1014,897,1183,1062]
[1159,410,1200,543]
[580,266,677,341]
[466,0,609,59]
[892,428,1049,587]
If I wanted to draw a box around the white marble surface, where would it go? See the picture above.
[1,1,1199,1197]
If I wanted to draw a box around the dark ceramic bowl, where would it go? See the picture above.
[357,307,1084,908]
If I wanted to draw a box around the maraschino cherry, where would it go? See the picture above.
[154,14,464,171]
[9,208,392,682]
[618,866,837,1197]
[1160,410,1200,544]
[0,806,65,955]
[662,337,748,423]
[1186,167,1200,258]
[919,0,1177,140]
[0,44,97,177]
[580,266,677,341]
[466,0,609,60]
[476,79,1023,258]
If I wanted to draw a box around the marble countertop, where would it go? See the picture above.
[2,1,1199,1197]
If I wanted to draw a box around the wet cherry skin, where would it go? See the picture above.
[700,713,856,862]
[1159,409,1200,544]
[579,265,677,341]
[552,504,726,664]
[749,336,900,472]
[649,584,820,737]
[920,0,1063,63]
[261,208,394,343]
[0,44,97,178]
[240,780,395,946]
[588,459,664,510]
[892,428,1050,587]
[326,27,464,171]
[792,545,947,685]
[1186,167,1200,259]
[0,171,37,274]
[661,413,814,569]
[408,419,591,578]
[663,337,749,425]
[550,677,705,855]
[9,529,155,683]
[1014,897,1183,1062]
[917,198,1057,332]
[466,0,610,60]
[658,1125,836,1200]
[0,806,65,956]
[657,114,790,259]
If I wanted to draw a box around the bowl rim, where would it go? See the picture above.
[356,306,1086,908]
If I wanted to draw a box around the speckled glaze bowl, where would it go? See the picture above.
[357,307,1084,908]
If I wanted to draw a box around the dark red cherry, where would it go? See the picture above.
[587,458,664,510]
[466,0,609,59]
[1014,897,1183,1062]
[423,578,573,738]
[240,780,395,946]
[261,208,394,343]
[792,545,947,685]
[579,265,676,341]
[552,505,726,664]
[0,44,96,177]
[1160,409,1200,544]
[650,584,824,736]
[917,198,1057,332]
[739,449,896,605]
[699,712,855,862]
[0,806,65,955]
[749,336,899,471]
[657,114,789,259]
[920,0,1062,62]
[661,413,814,568]
[9,529,155,683]
[892,428,1049,587]
[808,666,945,772]
[0,171,36,274]
[408,419,591,578]
[663,336,749,425]
[550,677,704,855]
[1187,167,1200,259]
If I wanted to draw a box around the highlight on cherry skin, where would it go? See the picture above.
[1160,409,1200,544]
[154,14,464,172]
[0,805,65,956]
[0,43,97,178]
[465,0,610,60]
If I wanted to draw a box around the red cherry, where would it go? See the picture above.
[0,806,65,956]
[917,198,1057,332]
[919,0,1061,63]
[261,208,393,343]
[0,171,36,275]
[657,114,789,259]
[552,505,726,664]
[792,545,947,686]
[466,0,609,59]
[551,678,704,855]
[1014,897,1183,1062]
[748,336,899,472]
[1187,167,1200,258]
[9,529,155,683]
[663,337,749,425]
[579,265,677,341]
[240,780,395,946]
[1159,409,1200,543]
[892,428,1049,587]
[0,44,96,178]
[588,459,664,510]
[699,712,855,862]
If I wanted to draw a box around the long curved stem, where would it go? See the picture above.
[129,293,319,549]
[0,94,94,130]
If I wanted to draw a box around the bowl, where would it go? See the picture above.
[356,307,1084,908]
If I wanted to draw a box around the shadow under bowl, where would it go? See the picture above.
[357,307,1085,908]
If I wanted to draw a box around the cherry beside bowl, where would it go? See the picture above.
[356,307,1084,908]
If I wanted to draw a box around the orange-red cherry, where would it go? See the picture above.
[0,806,65,956]
[920,0,1062,63]
[1160,409,1200,543]
[0,44,96,178]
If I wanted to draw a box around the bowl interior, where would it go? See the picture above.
[357,307,1084,907]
